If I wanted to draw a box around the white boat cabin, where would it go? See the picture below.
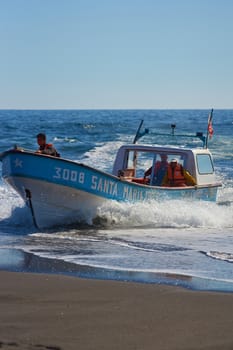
[112,145,218,187]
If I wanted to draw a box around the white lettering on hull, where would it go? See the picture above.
[53,167,85,184]
[123,185,144,201]
[91,175,118,196]
[53,167,148,201]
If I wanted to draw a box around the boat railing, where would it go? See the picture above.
[133,109,214,148]
[134,121,206,147]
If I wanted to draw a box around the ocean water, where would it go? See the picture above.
[0,109,233,291]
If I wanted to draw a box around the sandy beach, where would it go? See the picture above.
[0,271,233,350]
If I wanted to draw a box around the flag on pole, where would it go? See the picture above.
[207,110,214,138]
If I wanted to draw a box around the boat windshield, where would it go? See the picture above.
[124,150,188,185]
[128,152,185,173]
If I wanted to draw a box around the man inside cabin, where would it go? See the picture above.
[36,133,60,157]
[144,154,169,185]
[162,158,196,187]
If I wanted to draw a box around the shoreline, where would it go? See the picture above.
[1,247,233,293]
[1,270,233,350]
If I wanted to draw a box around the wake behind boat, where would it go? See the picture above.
[0,112,221,228]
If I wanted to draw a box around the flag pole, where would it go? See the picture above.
[205,108,214,148]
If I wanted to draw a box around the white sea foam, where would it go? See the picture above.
[81,141,124,171]
[0,185,24,218]
[206,251,233,263]
[95,198,233,229]
[0,184,33,229]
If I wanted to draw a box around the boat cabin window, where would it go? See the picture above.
[123,150,188,184]
[147,153,187,185]
[126,151,136,169]
[196,154,214,174]
[124,151,155,178]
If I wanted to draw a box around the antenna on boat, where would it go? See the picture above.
[133,120,149,144]
[169,123,206,147]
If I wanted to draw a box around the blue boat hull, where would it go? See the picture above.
[1,150,219,228]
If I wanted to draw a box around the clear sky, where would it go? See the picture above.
[0,0,233,109]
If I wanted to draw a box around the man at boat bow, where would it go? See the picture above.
[36,133,60,157]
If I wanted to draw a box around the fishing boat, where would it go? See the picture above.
[0,110,221,229]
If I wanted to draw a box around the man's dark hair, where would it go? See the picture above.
[36,133,46,140]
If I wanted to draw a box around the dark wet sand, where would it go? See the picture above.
[0,270,233,350]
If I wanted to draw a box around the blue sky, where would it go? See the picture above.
[0,0,232,109]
